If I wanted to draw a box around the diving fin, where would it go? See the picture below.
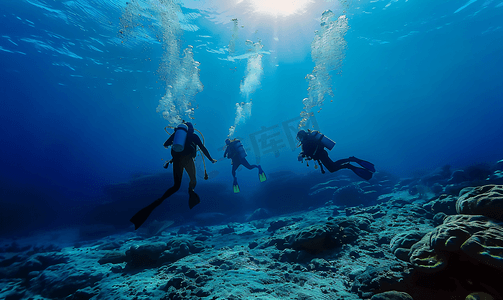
[258,167,267,182]
[130,199,163,230]
[348,165,373,181]
[350,156,375,173]
[189,189,200,209]
[233,178,240,193]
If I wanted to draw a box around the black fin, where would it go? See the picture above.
[352,166,373,180]
[130,200,162,230]
[350,156,375,173]
[189,190,200,209]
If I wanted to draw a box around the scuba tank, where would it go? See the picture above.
[233,140,247,159]
[310,131,336,150]
[172,123,188,152]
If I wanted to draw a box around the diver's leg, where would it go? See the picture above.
[329,155,373,180]
[158,159,183,202]
[331,159,353,172]
[231,163,240,193]
[185,157,201,209]
[130,158,182,229]
[232,163,239,180]
[349,156,376,172]
[317,150,339,173]
[345,163,373,180]
[335,158,351,165]
[241,159,259,170]
[185,157,197,191]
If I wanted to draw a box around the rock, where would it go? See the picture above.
[184,269,198,279]
[495,160,503,171]
[0,254,23,268]
[456,185,503,221]
[195,235,208,241]
[448,170,469,184]
[278,248,297,262]
[162,274,188,291]
[0,243,31,253]
[30,266,104,299]
[309,258,333,271]
[98,251,127,265]
[0,279,25,300]
[159,239,205,264]
[3,252,68,279]
[191,241,205,253]
[286,216,364,254]
[345,205,382,218]
[432,212,447,226]
[97,241,121,251]
[408,185,429,197]
[70,286,99,300]
[444,182,475,196]
[420,165,451,186]
[464,164,492,181]
[488,171,503,185]
[194,287,210,297]
[125,242,167,268]
[333,184,369,206]
[459,186,477,197]
[177,225,194,235]
[246,208,271,221]
[352,262,412,298]
[424,194,457,215]
[371,291,414,300]
[110,265,122,273]
[349,250,361,258]
[287,224,337,254]
[139,220,175,237]
[431,183,443,194]
[268,219,292,232]
[409,214,503,273]
[390,231,427,262]
[218,225,235,235]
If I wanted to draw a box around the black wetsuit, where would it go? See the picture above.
[300,131,352,173]
[159,131,214,201]
[224,140,259,180]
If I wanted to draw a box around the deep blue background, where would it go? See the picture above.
[1,0,502,238]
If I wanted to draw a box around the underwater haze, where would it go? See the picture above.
[1,0,503,238]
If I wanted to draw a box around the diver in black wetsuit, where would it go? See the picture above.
[296,129,375,180]
[130,122,217,230]
[224,138,266,193]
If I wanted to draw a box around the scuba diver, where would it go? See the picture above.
[130,122,217,230]
[297,129,375,180]
[224,138,266,193]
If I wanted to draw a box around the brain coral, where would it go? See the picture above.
[409,214,503,272]
[456,185,503,221]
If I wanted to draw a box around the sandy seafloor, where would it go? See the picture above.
[2,160,503,300]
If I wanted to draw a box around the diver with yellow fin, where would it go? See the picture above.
[297,129,375,180]
[130,122,217,230]
[224,138,266,193]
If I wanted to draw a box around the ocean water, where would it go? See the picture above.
[1,0,502,238]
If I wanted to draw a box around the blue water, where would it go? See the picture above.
[1,0,502,237]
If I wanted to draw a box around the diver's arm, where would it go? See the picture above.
[195,136,216,162]
[300,143,308,157]
[163,134,174,148]
[223,147,229,158]
[300,142,316,159]
[298,143,306,161]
